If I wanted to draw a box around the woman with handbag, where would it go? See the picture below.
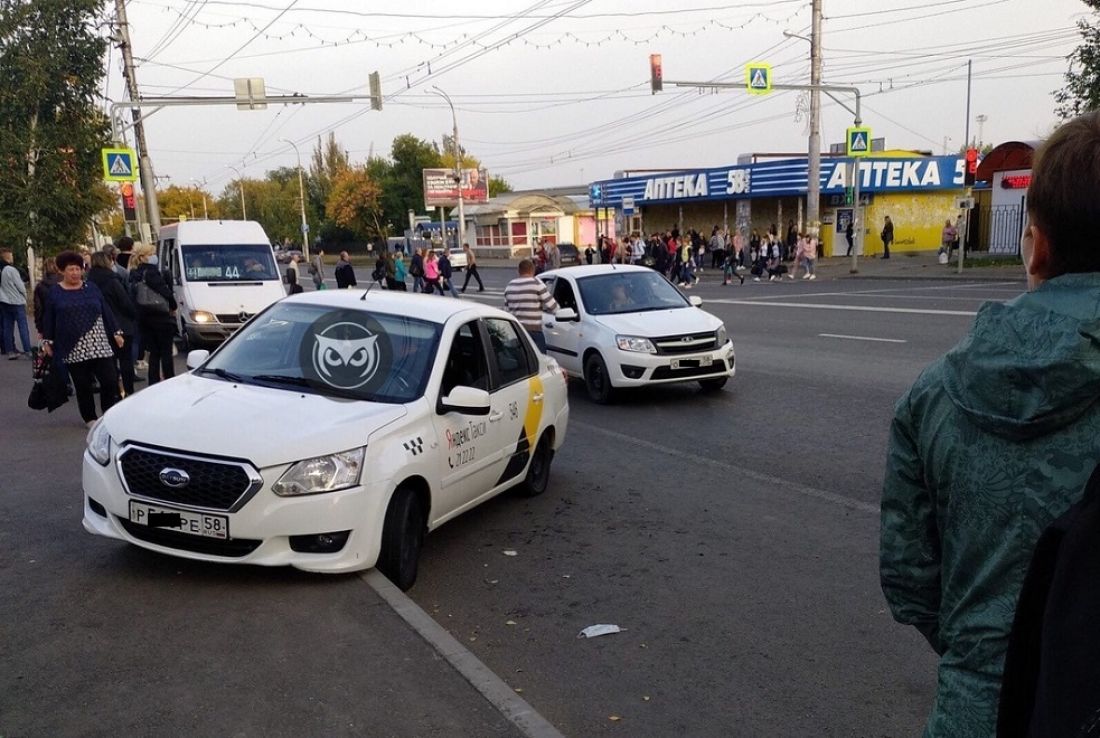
[129,244,177,385]
[41,251,125,427]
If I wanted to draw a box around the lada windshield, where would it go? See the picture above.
[577,271,691,315]
[199,302,442,403]
[182,244,279,282]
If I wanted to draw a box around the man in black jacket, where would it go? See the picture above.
[334,251,357,289]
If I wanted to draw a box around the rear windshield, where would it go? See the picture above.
[182,244,278,282]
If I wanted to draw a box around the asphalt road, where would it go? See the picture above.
[0,268,1028,737]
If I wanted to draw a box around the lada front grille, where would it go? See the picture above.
[653,331,718,355]
[118,446,261,512]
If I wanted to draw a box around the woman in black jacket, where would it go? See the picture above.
[87,251,138,396]
[128,246,178,385]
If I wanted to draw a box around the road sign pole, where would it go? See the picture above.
[958,186,972,274]
[850,158,862,273]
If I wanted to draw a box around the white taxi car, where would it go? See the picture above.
[82,290,569,590]
[538,265,735,403]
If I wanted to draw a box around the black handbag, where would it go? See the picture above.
[27,347,69,412]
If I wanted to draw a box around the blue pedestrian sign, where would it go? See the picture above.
[745,62,772,95]
[846,126,872,157]
[102,147,138,182]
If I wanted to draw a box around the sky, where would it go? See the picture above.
[108,0,1089,198]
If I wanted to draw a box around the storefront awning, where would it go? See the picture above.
[976,140,1040,181]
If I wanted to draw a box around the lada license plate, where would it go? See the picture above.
[672,356,714,370]
[128,500,229,540]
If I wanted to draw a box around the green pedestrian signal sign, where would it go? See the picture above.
[846,127,871,157]
[745,62,772,95]
[102,147,138,182]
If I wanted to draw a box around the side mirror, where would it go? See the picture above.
[555,307,579,322]
[186,349,210,370]
[689,296,703,307]
[439,386,491,416]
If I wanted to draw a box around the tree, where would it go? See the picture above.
[1056,0,1100,119]
[488,175,513,197]
[308,132,349,222]
[157,185,222,223]
[0,0,114,258]
[327,166,387,240]
[379,134,442,232]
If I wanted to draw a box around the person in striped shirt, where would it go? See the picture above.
[503,259,558,352]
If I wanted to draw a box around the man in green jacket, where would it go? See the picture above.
[881,111,1100,737]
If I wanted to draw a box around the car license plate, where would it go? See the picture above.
[671,356,714,370]
[128,500,229,540]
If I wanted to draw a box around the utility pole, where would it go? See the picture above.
[114,0,162,242]
[281,139,310,260]
[975,113,988,148]
[959,59,973,275]
[432,87,465,250]
[807,0,823,234]
[227,165,247,219]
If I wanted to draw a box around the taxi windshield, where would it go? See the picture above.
[577,271,690,315]
[182,244,278,282]
[200,303,442,403]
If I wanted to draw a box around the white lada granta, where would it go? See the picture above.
[82,289,570,590]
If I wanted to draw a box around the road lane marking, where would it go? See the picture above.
[819,333,907,344]
[573,421,880,515]
[705,299,977,317]
[362,570,566,738]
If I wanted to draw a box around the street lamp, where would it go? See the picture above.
[430,86,465,251]
[190,178,208,219]
[783,26,822,237]
[280,138,310,259]
[227,164,247,220]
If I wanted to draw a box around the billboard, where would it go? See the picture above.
[423,167,489,207]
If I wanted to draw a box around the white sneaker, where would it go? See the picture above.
[802,273,811,280]
[786,274,794,280]
[809,274,816,280]
[753,277,761,282]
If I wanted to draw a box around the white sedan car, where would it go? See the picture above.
[538,265,735,403]
[82,290,569,590]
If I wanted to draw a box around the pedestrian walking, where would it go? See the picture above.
[503,259,558,352]
[104,243,129,281]
[129,245,177,385]
[41,250,124,426]
[438,251,460,297]
[845,219,855,256]
[308,248,326,290]
[423,250,442,294]
[33,257,61,337]
[708,227,725,269]
[87,252,138,396]
[334,251,357,289]
[584,245,595,265]
[409,248,425,294]
[285,253,301,288]
[0,247,32,358]
[802,232,818,280]
[881,215,894,259]
[393,251,408,291]
[546,241,562,271]
[940,218,957,261]
[881,111,1100,738]
[461,243,485,292]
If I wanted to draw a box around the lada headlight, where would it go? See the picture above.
[616,335,657,354]
[86,422,112,466]
[272,448,365,496]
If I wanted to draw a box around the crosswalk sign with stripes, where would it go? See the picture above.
[846,127,872,157]
[745,62,772,95]
[101,147,138,182]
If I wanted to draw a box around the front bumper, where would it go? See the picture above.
[82,449,390,573]
[184,321,240,344]
[608,340,736,387]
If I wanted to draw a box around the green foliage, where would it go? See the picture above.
[0,0,113,255]
[1056,0,1100,119]
[158,185,223,223]
[488,175,513,197]
[327,166,386,240]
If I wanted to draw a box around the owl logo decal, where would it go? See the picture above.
[302,314,390,392]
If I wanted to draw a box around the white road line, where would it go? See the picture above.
[731,282,1021,302]
[573,421,880,515]
[819,333,907,344]
[706,299,977,317]
[362,570,566,738]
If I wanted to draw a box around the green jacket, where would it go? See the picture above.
[881,273,1100,738]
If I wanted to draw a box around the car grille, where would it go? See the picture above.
[118,447,260,512]
[215,313,252,324]
[653,331,718,355]
[118,518,262,558]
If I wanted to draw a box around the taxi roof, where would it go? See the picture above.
[279,288,508,325]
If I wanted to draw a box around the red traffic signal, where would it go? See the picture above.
[964,147,979,186]
[650,54,663,94]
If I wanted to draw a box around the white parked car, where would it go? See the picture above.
[538,265,735,403]
[82,290,570,589]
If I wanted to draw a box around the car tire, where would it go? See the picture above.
[584,352,616,404]
[698,376,728,392]
[516,433,553,497]
[377,486,426,591]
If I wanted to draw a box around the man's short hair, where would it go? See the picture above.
[116,236,134,251]
[0,247,11,258]
[1029,111,1100,275]
[518,258,534,275]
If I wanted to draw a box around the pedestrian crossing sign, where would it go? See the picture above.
[101,147,138,182]
[745,62,772,95]
[846,127,872,157]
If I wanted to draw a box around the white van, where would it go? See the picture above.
[157,221,285,348]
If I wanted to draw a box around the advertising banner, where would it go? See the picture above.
[423,168,489,207]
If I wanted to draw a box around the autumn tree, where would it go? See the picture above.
[1057,0,1100,118]
[0,0,114,258]
[157,185,222,223]
[327,166,387,240]
[488,175,513,197]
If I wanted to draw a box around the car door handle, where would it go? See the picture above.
[489,411,504,422]
[532,393,543,403]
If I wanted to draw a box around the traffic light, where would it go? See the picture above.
[120,182,137,221]
[964,147,978,186]
[844,187,855,206]
[650,54,663,94]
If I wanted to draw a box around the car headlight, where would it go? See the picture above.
[190,310,217,324]
[717,325,728,346]
[616,335,657,354]
[272,448,365,496]
[86,422,112,466]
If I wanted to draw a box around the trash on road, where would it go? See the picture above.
[577,624,625,639]
[502,549,518,557]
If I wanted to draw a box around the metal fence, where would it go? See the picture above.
[975,203,1025,256]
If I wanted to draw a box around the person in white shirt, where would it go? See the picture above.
[504,259,559,352]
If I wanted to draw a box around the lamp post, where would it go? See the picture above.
[280,138,310,259]
[190,178,208,219]
[227,164,247,219]
[430,86,465,250]
[785,11,822,235]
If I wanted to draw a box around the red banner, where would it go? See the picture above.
[423,168,489,207]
